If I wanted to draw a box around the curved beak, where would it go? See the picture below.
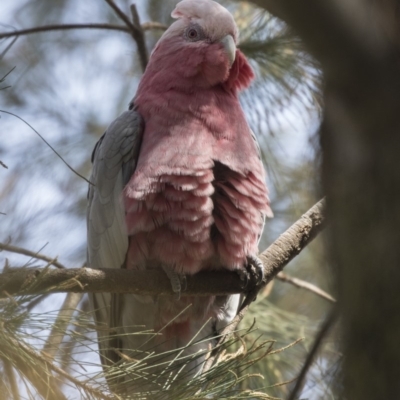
[220,35,236,66]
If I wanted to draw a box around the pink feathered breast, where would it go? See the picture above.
[124,42,271,275]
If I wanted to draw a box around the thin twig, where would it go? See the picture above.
[141,22,168,31]
[130,4,149,71]
[104,0,148,71]
[0,67,16,83]
[287,308,338,400]
[0,22,167,40]
[276,272,336,303]
[0,24,128,39]
[0,242,65,269]
[0,36,17,60]
[0,110,93,185]
[104,0,136,32]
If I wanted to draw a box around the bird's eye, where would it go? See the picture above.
[187,28,198,40]
[184,25,204,42]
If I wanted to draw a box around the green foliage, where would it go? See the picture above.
[238,7,321,115]
[0,287,304,399]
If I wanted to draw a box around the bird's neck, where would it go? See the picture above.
[136,38,254,98]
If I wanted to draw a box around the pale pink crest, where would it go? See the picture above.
[171,0,238,42]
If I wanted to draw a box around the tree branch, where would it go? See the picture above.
[0,242,65,269]
[130,4,148,71]
[0,199,326,297]
[104,0,148,71]
[287,308,338,400]
[260,198,325,279]
[0,22,167,40]
[276,272,336,303]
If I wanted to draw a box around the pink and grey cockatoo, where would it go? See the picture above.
[87,0,271,391]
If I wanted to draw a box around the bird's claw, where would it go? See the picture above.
[162,266,186,300]
[238,255,265,289]
[237,255,265,311]
[247,254,265,284]
[238,268,249,284]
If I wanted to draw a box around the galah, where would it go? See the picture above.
[87,0,271,391]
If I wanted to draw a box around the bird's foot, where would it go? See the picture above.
[246,254,265,285]
[162,266,187,300]
[237,255,265,311]
[238,255,265,289]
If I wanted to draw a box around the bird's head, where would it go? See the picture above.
[145,0,254,91]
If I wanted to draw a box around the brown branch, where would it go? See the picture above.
[0,23,129,39]
[0,4,161,72]
[0,160,8,169]
[129,4,149,71]
[276,272,336,303]
[0,22,167,40]
[130,4,149,72]
[0,198,326,297]
[0,242,65,269]
[0,243,65,269]
[141,22,168,31]
[104,0,148,71]
[287,308,338,400]
[259,198,326,280]
[104,0,136,32]
[0,266,247,297]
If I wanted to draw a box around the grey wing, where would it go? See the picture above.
[250,128,272,238]
[87,110,143,366]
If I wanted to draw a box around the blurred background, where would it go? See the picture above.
[0,0,337,398]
